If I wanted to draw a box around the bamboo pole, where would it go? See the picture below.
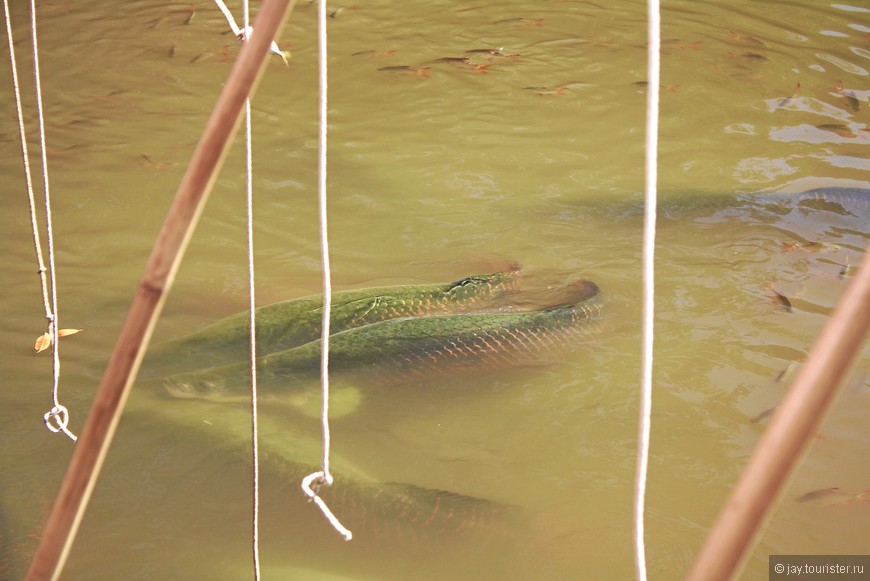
[686,240,870,581]
[26,1,295,579]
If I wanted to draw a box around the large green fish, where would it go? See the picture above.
[110,395,526,574]
[162,279,601,401]
[783,187,870,215]
[659,186,870,219]
[143,266,520,377]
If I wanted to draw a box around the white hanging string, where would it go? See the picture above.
[635,0,660,579]
[299,0,352,541]
[3,0,76,442]
[212,0,288,63]
[210,0,264,574]
[240,0,262,575]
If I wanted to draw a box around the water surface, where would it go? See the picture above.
[1,0,868,579]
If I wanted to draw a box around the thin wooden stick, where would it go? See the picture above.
[686,240,870,581]
[26,2,295,579]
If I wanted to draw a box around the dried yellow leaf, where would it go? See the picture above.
[34,328,82,352]
[57,328,82,337]
[35,332,52,353]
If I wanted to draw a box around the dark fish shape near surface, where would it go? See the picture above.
[163,279,602,400]
[308,477,518,547]
[143,267,520,377]
[786,187,870,216]
[120,397,523,557]
[796,487,870,506]
[654,188,870,220]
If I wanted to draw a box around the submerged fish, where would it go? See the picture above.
[120,397,524,558]
[766,284,793,313]
[163,280,602,400]
[377,65,431,77]
[426,57,470,65]
[787,187,870,215]
[815,124,858,138]
[776,82,800,109]
[465,48,504,55]
[797,487,870,506]
[836,80,860,113]
[143,267,520,377]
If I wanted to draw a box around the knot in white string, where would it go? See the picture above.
[301,472,352,541]
[238,25,254,41]
[43,405,77,441]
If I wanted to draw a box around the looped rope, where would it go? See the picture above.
[297,0,354,542]
[301,472,353,540]
[43,405,77,441]
[4,0,77,443]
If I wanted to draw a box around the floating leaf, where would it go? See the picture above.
[35,332,52,353]
[58,328,82,337]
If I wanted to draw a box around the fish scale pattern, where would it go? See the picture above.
[163,280,602,399]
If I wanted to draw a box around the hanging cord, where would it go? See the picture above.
[239,0,262,577]
[245,100,262,580]
[635,0,660,579]
[3,0,76,442]
[299,0,352,541]
[212,0,299,567]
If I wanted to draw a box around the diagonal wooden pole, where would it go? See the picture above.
[26,1,295,579]
[686,238,870,581]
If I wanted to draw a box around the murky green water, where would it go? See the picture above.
[1,0,868,579]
